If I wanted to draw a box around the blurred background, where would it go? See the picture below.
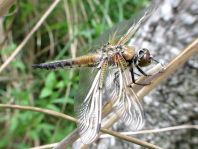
[0,0,197,149]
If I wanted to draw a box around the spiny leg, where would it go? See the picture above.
[130,63,150,86]
[134,72,141,76]
[113,71,120,87]
[135,65,150,76]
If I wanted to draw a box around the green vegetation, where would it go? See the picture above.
[0,0,148,148]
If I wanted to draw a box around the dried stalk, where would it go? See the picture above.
[0,104,77,123]
[101,124,198,137]
[101,129,163,149]
[29,143,58,149]
[53,130,79,149]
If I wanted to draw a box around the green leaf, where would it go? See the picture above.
[66,97,75,104]
[1,43,17,55]
[45,72,57,89]
[52,97,66,104]
[10,114,19,133]
[46,104,60,112]
[56,81,65,89]
[28,131,38,140]
[11,61,25,71]
[52,97,74,104]
[39,88,52,98]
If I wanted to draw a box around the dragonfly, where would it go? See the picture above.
[33,3,159,144]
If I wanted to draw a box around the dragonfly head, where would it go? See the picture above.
[136,48,152,67]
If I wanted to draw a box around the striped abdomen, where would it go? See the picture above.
[32,54,101,70]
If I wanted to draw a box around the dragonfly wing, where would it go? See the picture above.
[82,1,158,54]
[114,68,145,130]
[117,1,158,45]
[102,67,121,104]
[75,68,102,144]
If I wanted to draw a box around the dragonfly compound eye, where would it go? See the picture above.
[137,48,151,67]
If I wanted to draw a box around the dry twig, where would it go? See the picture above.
[101,124,198,137]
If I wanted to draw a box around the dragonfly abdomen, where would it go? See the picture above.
[32,54,101,70]
[32,60,73,70]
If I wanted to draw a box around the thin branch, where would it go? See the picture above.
[0,0,61,73]
[53,130,79,149]
[138,38,198,98]
[101,124,198,137]
[29,143,58,149]
[0,104,77,123]
[101,129,163,149]
[0,104,162,149]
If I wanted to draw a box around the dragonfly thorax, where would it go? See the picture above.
[100,44,136,66]
[122,45,136,61]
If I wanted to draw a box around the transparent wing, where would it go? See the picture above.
[117,1,158,45]
[82,1,158,54]
[102,66,120,104]
[75,58,110,144]
[75,68,102,144]
[114,68,145,130]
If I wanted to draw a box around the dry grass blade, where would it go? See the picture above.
[101,129,163,149]
[29,143,58,149]
[101,124,198,137]
[0,104,77,123]
[54,130,79,149]
[0,0,61,73]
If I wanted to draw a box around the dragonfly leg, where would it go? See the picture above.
[134,72,141,76]
[130,64,150,86]
[113,71,120,86]
[135,65,151,76]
